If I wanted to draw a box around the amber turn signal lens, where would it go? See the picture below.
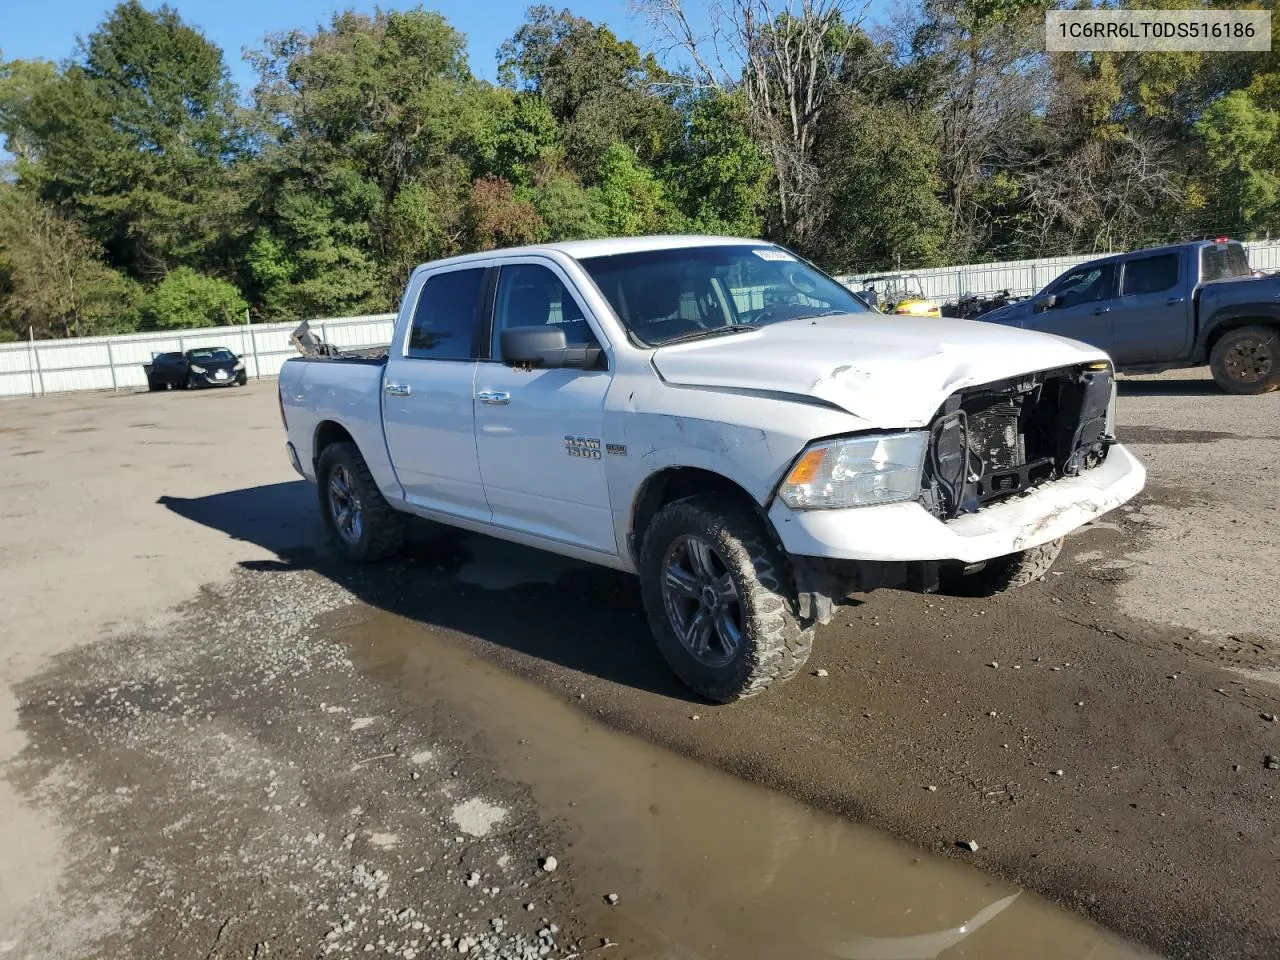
[786,447,828,486]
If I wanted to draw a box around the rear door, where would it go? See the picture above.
[1111,252,1190,364]
[382,264,493,524]
[1025,262,1118,353]
[473,258,617,555]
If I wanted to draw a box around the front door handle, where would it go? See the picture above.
[477,390,510,405]
[384,382,411,397]
[1093,306,1111,315]
[1166,296,1186,305]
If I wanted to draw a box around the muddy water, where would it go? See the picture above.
[338,611,1155,960]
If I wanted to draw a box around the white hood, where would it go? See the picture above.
[650,314,1108,427]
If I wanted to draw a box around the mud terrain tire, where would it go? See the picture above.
[639,495,813,702]
[317,441,406,563]
[1210,325,1280,395]
[940,538,1064,597]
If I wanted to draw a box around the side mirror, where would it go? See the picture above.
[1033,293,1058,312]
[500,327,600,370]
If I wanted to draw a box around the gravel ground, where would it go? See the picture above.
[9,565,593,960]
[1,370,1278,959]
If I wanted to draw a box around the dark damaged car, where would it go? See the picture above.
[145,347,248,391]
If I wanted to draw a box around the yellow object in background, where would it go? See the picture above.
[856,273,943,319]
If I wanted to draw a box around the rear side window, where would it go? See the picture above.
[1121,254,1179,296]
[407,268,486,360]
[1201,242,1251,282]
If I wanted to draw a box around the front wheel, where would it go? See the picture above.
[938,539,1063,597]
[317,442,406,562]
[1210,325,1280,395]
[639,496,813,702]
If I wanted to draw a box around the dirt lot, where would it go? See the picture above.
[1,372,1277,960]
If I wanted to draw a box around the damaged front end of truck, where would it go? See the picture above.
[789,361,1124,624]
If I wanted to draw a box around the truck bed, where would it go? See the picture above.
[288,347,390,364]
[279,355,401,500]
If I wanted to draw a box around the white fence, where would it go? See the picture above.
[0,314,395,399]
[6,238,1280,399]
[836,239,1280,303]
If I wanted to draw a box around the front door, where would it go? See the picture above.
[473,260,616,555]
[382,264,492,524]
[1025,262,1118,354]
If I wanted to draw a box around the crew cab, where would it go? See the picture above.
[278,236,1146,702]
[980,240,1280,394]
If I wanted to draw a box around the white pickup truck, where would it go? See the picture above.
[278,236,1146,701]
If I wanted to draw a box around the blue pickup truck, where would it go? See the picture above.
[980,240,1280,394]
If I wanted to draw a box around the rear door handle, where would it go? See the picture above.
[384,382,411,397]
[1166,297,1186,305]
[476,390,510,405]
[1093,306,1111,315]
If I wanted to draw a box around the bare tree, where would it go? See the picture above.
[635,0,871,242]
[1019,132,1182,255]
[891,1,1050,257]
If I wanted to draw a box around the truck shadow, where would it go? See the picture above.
[159,483,697,702]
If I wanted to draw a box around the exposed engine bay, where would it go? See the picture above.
[921,363,1115,520]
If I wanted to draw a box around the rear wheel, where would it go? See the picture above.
[939,539,1063,597]
[147,376,163,392]
[1210,325,1280,395]
[317,441,406,562]
[639,496,813,702]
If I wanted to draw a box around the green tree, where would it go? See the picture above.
[0,2,245,279]
[1194,88,1280,237]
[498,6,680,177]
[245,8,505,315]
[0,186,138,339]
[590,143,678,236]
[529,173,607,240]
[665,92,771,236]
[811,99,949,271]
[141,267,247,328]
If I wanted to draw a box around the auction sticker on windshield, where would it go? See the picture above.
[753,249,796,261]
[1046,9,1269,52]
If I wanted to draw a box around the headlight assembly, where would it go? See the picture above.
[778,431,928,510]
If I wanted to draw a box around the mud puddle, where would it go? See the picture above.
[336,610,1155,960]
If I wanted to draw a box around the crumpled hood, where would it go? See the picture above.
[650,314,1108,427]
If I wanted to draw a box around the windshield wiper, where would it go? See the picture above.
[788,309,849,321]
[657,325,757,346]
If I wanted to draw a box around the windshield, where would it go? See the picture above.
[189,348,236,362]
[578,244,871,346]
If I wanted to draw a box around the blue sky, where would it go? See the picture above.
[2,0,642,91]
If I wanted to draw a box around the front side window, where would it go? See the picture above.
[491,263,597,358]
[1121,255,1179,296]
[408,267,486,360]
[578,245,871,347]
[1053,263,1116,308]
